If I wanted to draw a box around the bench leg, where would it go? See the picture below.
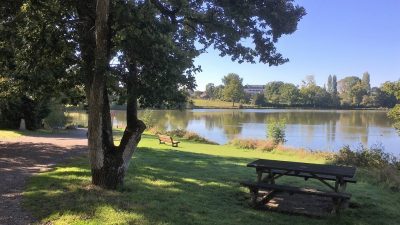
[249,187,259,208]
[332,197,348,215]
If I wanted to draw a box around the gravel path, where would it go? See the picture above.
[0,129,88,225]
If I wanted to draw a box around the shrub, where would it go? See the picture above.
[165,129,218,145]
[331,144,400,192]
[332,144,399,169]
[44,101,69,128]
[165,128,187,137]
[229,139,275,151]
[140,109,157,129]
[267,120,287,145]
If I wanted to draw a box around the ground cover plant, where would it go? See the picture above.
[23,134,400,225]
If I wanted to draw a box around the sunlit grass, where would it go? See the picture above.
[0,129,69,140]
[23,134,400,225]
[192,98,252,108]
[0,130,23,139]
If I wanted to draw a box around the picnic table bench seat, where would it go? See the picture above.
[268,169,357,183]
[158,134,180,147]
[240,181,351,199]
[240,181,351,213]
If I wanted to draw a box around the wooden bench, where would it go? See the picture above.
[269,169,357,183]
[240,181,351,212]
[158,135,180,147]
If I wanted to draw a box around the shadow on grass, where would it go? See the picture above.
[23,146,400,225]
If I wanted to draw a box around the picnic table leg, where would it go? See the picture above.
[250,187,259,208]
[257,170,263,182]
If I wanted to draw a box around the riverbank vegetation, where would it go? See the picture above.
[198,74,399,109]
[22,132,400,225]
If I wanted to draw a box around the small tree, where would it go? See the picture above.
[222,73,245,106]
[267,120,287,145]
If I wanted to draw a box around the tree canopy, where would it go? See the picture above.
[1,0,306,189]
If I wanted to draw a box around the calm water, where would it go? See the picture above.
[67,109,400,154]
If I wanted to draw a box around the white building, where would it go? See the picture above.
[243,85,265,94]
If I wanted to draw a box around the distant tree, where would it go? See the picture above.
[252,93,267,107]
[279,83,299,105]
[213,85,225,100]
[380,81,399,107]
[300,84,330,107]
[331,75,339,106]
[205,83,215,99]
[327,75,333,94]
[385,80,400,133]
[332,75,338,95]
[361,72,371,94]
[264,81,284,104]
[349,82,367,107]
[338,76,361,105]
[303,75,316,87]
[222,73,245,106]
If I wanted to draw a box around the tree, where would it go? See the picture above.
[327,75,333,94]
[205,83,215,99]
[264,81,284,104]
[222,73,245,106]
[251,93,267,107]
[279,83,299,105]
[361,72,371,94]
[338,76,361,106]
[349,82,367,107]
[2,0,306,189]
[331,75,339,106]
[385,80,400,133]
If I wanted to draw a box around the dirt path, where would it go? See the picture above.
[0,129,88,225]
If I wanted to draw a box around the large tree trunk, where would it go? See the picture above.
[83,0,145,189]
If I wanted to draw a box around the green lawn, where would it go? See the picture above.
[0,129,68,139]
[192,99,252,108]
[23,134,400,225]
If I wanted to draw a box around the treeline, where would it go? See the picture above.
[199,72,399,108]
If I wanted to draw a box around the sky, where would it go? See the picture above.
[193,0,400,91]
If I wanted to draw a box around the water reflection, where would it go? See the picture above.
[66,109,399,154]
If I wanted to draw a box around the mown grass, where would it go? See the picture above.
[0,129,69,139]
[191,99,251,108]
[0,130,23,139]
[23,134,400,225]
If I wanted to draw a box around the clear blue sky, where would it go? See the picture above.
[194,0,400,91]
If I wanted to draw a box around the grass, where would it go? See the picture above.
[22,133,400,225]
[0,130,23,139]
[0,129,68,139]
[191,98,251,108]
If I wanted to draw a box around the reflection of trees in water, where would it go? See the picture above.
[334,110,391,145]
[71,110,390,147]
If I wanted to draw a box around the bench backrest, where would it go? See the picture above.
[159,135,173,143]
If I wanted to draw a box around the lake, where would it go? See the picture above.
[67,109,400,154]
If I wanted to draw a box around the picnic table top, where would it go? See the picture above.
[247,159,356,178]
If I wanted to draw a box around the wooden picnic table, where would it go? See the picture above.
[241,159,357,214]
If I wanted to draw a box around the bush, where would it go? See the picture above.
[229,139,275,151]
[44,101,69,128]
[140,109,157,129]
[267,120,287,145]
[165,129,218,145]
[331,144,400,192]
[333,144,399,169]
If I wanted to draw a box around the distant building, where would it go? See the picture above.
[243,85,265,94]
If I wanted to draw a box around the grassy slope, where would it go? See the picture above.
[192,99,252,108]
[23,134,400,225]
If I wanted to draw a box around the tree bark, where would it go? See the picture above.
[80,0,145,189]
